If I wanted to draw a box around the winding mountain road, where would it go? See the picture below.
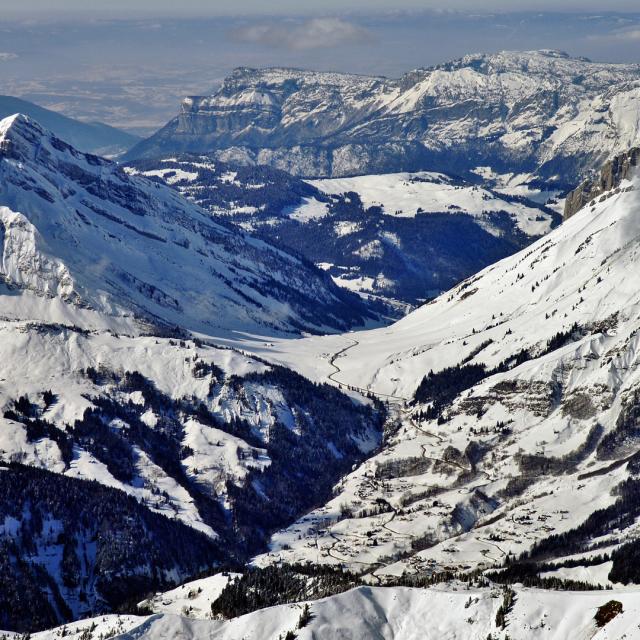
[320,337,501,574]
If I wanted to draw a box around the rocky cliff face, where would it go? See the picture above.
[564,147,640,219]
[125,51,640,186]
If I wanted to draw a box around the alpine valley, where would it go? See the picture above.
[2,45,640,640]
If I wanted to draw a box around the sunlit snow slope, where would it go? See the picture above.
[27,584,640,640]
[0,114,372,337]
[236,171,640,582]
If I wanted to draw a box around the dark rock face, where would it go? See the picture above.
[563,148,640,219]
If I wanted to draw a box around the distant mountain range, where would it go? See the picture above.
[0,95,139,157]
[126,50,640,188]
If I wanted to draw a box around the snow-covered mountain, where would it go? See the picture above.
[221,161,640,590]
[4,102,640,637]
[0,113,374,337]
[565,146,639,218]
[0,95,138,157]
[128,155,559,308]
[0,115,385,631]
[24,583,640,639]
[125,50,640,186]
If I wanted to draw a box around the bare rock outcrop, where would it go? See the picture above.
[564,147,639,219]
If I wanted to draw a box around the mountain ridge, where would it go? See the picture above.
[564,146,640,218]
[0,96,139,157]
[0,113,375,337]
[126,50,640,185]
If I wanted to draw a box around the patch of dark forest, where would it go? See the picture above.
[0,360,384,632]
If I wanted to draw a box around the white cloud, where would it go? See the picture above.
[231,17,372,50]
[587,26,640,42]
[0,53,18,62]
[612,28,640,41]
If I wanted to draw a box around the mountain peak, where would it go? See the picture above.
[0,112,42,151]
[0,112,47,142]
[1,113,45,159]
[0,97,139,156]
[0,111,26,132]
[0,111,102,169]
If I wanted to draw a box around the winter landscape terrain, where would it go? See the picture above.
[3,10,640,637]
[126,50,640,188]
[126,158,560,310]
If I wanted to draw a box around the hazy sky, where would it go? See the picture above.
[5,0,640,14]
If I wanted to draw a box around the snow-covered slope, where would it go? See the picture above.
[0,318,382,630]
[0,113,373,336]
[138,572,240,618]
[0,115,385,631]
[128,156,559,308]
[309,172,556,234]
[125,51,640,185]
[223,170,640,584]
[24,584,640,640]
[6,107,640,636]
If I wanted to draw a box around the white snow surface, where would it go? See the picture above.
[214,176,640,578]
[309,172,555,237]
[23,585,640,639]
[139,572,241,618]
